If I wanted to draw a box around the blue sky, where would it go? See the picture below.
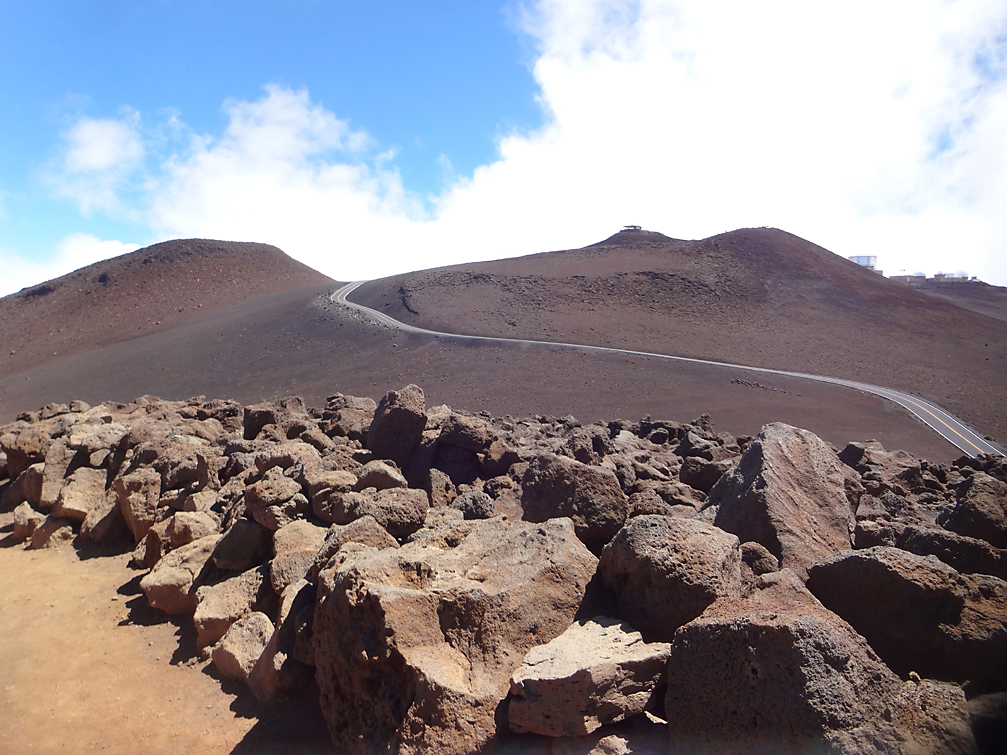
[3,0,1007,294]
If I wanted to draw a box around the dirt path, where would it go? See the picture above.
[0,512,332,755]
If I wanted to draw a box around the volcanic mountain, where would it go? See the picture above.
[1,229,1004,462]
[353,227,1007,450]
[1,239,331,378]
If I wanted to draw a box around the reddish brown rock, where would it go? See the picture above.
[212,518,273,572]
[38,438,75,512]
[939,472,1007,549]
[140,534,221,615]
[28,514,75,549]
[12,502,46,542]
[193,564,277,649]
[166,511,219,547]
[521,453,628,551]
[248,579,315,700]
[366,384,427,468]
[807,546,1007,686]
[211,611,274,686]
[313,515,598,755]
[665,570,977,754]
[311,515,399,580]
[52,467,106,522]
[270,519,327,595]
[704,422,854,580]
[599,515,741,642]
[80,488,129,545]
[114,467,161,543]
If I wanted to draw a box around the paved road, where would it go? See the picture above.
[332,281,1003,458]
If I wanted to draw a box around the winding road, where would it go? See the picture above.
[332,281,1003,458]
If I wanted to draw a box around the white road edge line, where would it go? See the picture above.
[331,281,1003,459]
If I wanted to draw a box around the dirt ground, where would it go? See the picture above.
[0,511,333,755]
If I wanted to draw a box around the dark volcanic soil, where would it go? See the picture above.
[0,282,961,462]
[1,229,998,463]
[0,239,331,379]
[352,227,1007,447]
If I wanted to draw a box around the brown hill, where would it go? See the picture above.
[916,279,1007,323]
[0,239,331,379]
[0,230,1000,463]
[351,227,1007,446]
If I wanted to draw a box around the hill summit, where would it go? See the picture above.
[0,239,331,379]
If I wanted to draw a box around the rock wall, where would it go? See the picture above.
[2,390,1004,754]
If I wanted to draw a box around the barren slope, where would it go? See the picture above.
[0,239,331,379]
[352,227,1007,445]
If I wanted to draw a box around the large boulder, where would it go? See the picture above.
[166,511,219,547]
[318,487,428,539]
[212,518,273,572]
[807,546,1007,686]
[366,384,427,468]
[508,616,670,737]
[12,502,46,542]
[313,515,598,755]
[28,514,75,549]
[321,393,376,441]
[703,422,854,580]
[38,439,75,512]
[665,570,978,754]
[52,467,107,522]
[598,515,741,642]
[211,611,274,686]
[114,467,161,543]
[939,472,1007,549]
[353,460,407,492]
[244,467,307,530]
[270,519,328,595]
[140,534,221,614]
[80,488,129,545]
[193,564,278,649]
[521,453,628,551]
[311,515,399,580]
[248,579,315,700]
[21,463,44,505]
[895,524,1007,581]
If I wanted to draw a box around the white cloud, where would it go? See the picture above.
[0,234,141,297]
[37,1,1007,286]
[53,110,145,216]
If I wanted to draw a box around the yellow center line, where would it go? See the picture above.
[853,385,984,454]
